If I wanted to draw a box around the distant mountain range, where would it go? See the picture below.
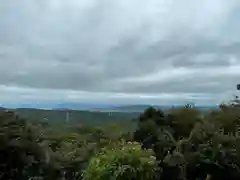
[90,105,167,112]
[1,103,218,113]
[0,104,219,126]
[91,104,218,113]
[0,107,6,111]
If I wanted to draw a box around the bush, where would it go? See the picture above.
[0,111,48,179]
[82,141,160,180]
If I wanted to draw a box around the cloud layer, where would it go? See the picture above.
[1,0,240,105]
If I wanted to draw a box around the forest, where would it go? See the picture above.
[1,99,240,180]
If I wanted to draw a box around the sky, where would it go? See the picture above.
[0,0,240,106]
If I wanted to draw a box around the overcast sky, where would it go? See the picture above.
[1,0,240,106]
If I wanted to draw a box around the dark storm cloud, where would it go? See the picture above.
[0,0,240,104]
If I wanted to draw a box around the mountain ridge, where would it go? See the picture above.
[1,103,218,112]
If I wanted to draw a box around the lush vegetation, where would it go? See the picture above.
[83,141,159,180]
[13,108,140,126]
[1,100,240,180]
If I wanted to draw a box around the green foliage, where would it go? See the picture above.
[138,107,166,126]
[133,103,240,180]
[14,108,139,126]
[2,100,240,180]
[0,111,49,179]
[82,141,160,180]
[208,103,240,134]
[167,106,201,139]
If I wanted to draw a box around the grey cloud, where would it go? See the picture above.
[0,85,220,105]
[171,53,238,68]
[120,74,239,95]
[0,0,240,104]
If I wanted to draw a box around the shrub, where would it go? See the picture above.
[82,141,160,180]
[0,111,48,179]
